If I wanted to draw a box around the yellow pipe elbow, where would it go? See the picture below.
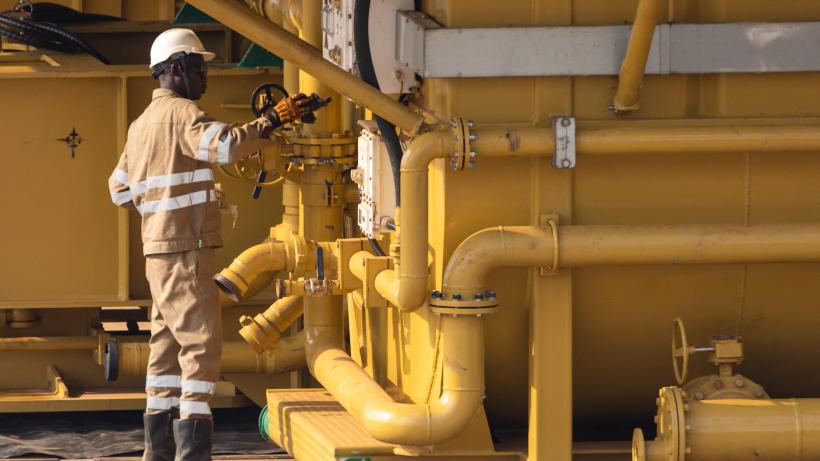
[239,295,304,353]
[442,226,554,296]
[214,241,288,302]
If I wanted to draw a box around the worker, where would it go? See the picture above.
[107,29,328,461]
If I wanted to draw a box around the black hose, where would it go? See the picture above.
[368,238,386,256]
[0,10,109,64]
[353,0,404,206]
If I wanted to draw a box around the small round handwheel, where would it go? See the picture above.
[250,83,289,118]
[672,317,693,385]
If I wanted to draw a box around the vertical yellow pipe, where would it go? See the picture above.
[299,0,341,137]
[612,0,661,112]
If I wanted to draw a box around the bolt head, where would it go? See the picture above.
[450,119,457,128]
[474,293,484,300]
[694,391,704,400]
[561,159,572,168]
[560,117,571,127]
[450,159,458,169]
[486,290,497,300]
[431,290,443,299]
[469,134,477,141]
[754,387,765,398]
[734,378,745,388]
[469,151,478,158]
[467,120,476,127]
[713,380,723,389]
[452,293,462,300]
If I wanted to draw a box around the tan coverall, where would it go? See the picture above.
[108,88,274,419]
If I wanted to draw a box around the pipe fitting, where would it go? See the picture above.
[214,241,289,302]
[239,295,304,353]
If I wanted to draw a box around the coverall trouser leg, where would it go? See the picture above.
[144,248,222,420]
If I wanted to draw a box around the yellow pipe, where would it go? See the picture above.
[305,293,484,445]
[119,334,306,376]
[186,0,425,134]
[612,0,661,112]
[443,224,820,295]
[637,396,820,461]
[373,131,457,311]
[0,336,98,351]
[213,241,288,302]
[471,125,820,157]
[299,0,341,137]
[239,296,304,353]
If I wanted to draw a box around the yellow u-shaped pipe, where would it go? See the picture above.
[304,295,484,446]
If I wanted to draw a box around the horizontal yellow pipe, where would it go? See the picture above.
[443,223,820,295]
[640,397,820,461]
[239,295,304,353]
[471,125,820,157]
[305,293,484,445]
[214,241,288,302]
[187,0,425,134]
[612,0,661,112]
[0,336,98,351]
[119,334,306,376]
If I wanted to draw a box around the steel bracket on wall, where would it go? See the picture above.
[552,117,576,169]
[396,13,820,78]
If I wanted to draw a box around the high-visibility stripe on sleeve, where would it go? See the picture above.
[111,189,132,205]
[181,380,215,395]
[216,131,232,165]
[198,122,226,162]
[180,400,211,416]
[146,374,182,389]
[111,168,129,185]
[131,168,214,197]
[137,189,216,214]
[146,396,180,410]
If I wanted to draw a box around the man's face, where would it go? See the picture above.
[180,54,208,100]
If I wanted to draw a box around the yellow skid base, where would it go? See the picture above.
[265,389,522,461]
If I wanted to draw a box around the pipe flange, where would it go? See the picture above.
[682,373,769,401]
[449,118,468,170]
[429,290,498,315]
[655,386,687,461]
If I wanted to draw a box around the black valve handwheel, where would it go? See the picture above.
[250,83,289,118]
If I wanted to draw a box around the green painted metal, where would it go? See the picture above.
[174,3,216,24]
[258,404,270,440]
[238,43,283,68]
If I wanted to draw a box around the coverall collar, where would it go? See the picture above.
[152,88,182,100]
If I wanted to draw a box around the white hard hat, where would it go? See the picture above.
[149,28,215,68]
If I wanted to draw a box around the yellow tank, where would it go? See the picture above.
[4,1,820,461]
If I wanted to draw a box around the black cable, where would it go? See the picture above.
[0,10,109,64]
[368,238,386,256]
[353,0,404,206]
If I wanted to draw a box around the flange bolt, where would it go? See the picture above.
[474,293,485,300]
[452,293,462,300]
[431,291,443,300]
[486,290,497,300]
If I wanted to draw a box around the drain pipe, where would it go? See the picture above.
[239,295,304,353]
[612,0,661,112]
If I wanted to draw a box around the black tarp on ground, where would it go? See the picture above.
[0,408,283,459]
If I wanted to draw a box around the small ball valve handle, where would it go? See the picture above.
[672,317,694,385]
[252,170,266,200]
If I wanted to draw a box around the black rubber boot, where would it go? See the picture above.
[173,418,213,461]
[142,410,177,461]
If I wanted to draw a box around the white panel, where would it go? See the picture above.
[406,19,820,77]
[670,22,820,74]
[422,25,662,77]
